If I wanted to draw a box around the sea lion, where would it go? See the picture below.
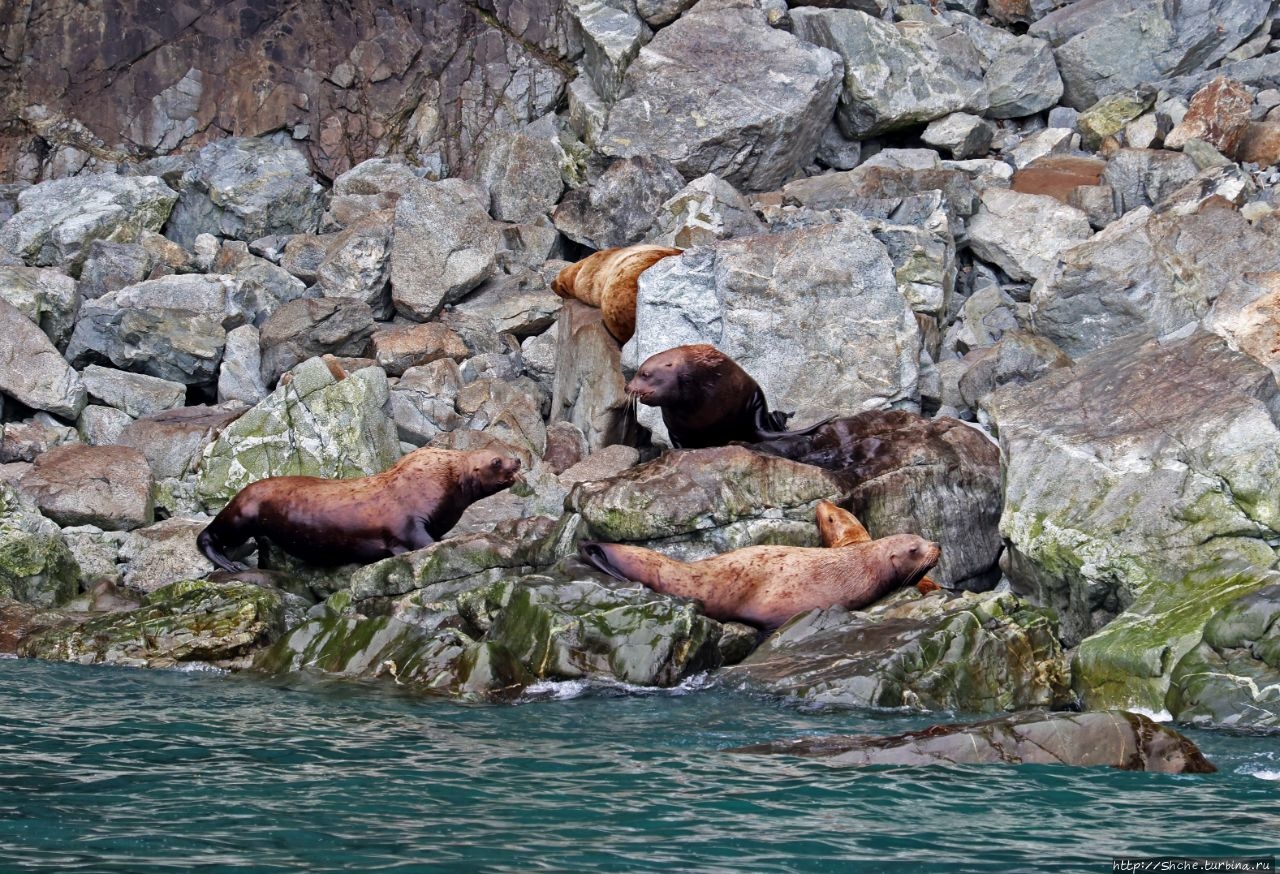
[815,499,942,594]
[197,447,521,572]
[579,533,940,629]
[627,344,829,449]
[552,244,682,343]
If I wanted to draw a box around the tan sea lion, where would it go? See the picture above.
[197,447,521,572]
[815,499,942,594]
[579,533,940,629]
[551,244,682,343]
[627,344,830,449]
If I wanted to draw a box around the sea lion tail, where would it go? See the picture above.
[579,541,637,582]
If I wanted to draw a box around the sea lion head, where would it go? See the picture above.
[465,449,523,494]
[882,534,942,586]
[627,344,726,407]
[815,499,871,547]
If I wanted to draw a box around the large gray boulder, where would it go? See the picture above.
[1029,0,1273,109]
[988,331,1280,652]
[790,8,986,139]
[599,2,843,192]
[18,444,155,532]
[936,10,1063,119]
[0,266,80,350]
[566,0,652,104]
[1031,201,1280,359]
[552,156,686,249]
[968,188,1093,283]
[0,299,86,419]
[65,274,243,386]
[164,138,325,248]
[80,364,187,419]
[0,174,177,275]
[624,220,918,438]
[474,116,566,224]
[549,301,642,452]
[390,178,503,321]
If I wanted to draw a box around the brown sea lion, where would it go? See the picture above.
[551,244,682,343]
[627,344,829,449]
[197,447,521,572]
[815,499,942,594]
[579,533,940,629]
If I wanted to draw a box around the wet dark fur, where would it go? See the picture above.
[197,448,520,572]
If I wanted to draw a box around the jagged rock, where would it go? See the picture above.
[568,445,845,550]
[549,301,640,452]
[20,578,289,669]
[1100,149,1199,214]
[600,2,843,192]
[960,331,1073,412]
[733,710,1215,773]
[311,209,394,319]
[0,174,177,275]
[1075,558,1277,714]
[0,416,78,464]
[389,359,466,445]
[18,444,154,532]
[216,324,267,406]
[1031,200,1280,359]
[195,357,400,510]
[164,138,325,248]
[625,220,917,436]
[77,240,153,300]
[279,234,332,284]
[568,0,652,103]
[0,298,87,419]
[939,12,1063,119]
[754,410,1003,589]
[988,332,1280,648]
[1164,76,1254,155]
[452,271,562,338]
[370,322,469,377]
[210,243,311,325]
[65,274,243,386]
[1076,88,1157,151]
[80,364,186,418]
[1237,122,1280,166]
[1168,577,1280,729]
[647,173,765,249]
[635,0,696,26]
[719,590,1070,713]
[814,120,862,171]
[118,405,245,479]
[0,482,81,607]
[257,298,376,387]
[552,156,687,250]
[119,517,215,593]
[390,178,502,321]
[790,8,986,139]
[1030,0,1271,109]
[921,113,995,160]
[0,266,79,350]
[968,188,1092,283]
[77,405,132,446]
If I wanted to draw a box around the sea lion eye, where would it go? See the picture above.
[490,457,503,470]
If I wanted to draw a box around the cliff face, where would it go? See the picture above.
[0,0,577,183]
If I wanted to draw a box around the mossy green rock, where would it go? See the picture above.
[196,358,400,510]
[1077,87,1156,150]
[20,578,288,668]
[256,568,726,698]
[0,482,81,607]
[1073,559,1276,715]
[719,590,1071,713]
[1166,577,1280,728]
[567,445,844,542]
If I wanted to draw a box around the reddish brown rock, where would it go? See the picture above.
[1164,76,1254,156]
[18,444,154,531]
[1237,122,1280,167]
[370,322,469,376]
[1012,155,1107,204]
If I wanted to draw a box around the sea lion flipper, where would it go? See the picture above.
[196,527,245,573]
[579,542,636,583]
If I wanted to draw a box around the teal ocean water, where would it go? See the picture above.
[2,659,1276,873]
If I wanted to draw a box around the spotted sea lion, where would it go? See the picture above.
[552,244,682,343]
[579,533,940,629]
[815,499,942,594]
[197,447,521,572]
[627,344,830,449]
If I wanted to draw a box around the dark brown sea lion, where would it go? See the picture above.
[552,244,682,343]
[627,344,828,449]
[814,499,942,594]
[197,447,521,572]
[580,533,940,629]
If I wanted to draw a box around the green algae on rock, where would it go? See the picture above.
[1167,577,1280,729]
[0,482,81,607]
[718,590,1071,713]
[20,578,290,669]
[1073,559,1277,715]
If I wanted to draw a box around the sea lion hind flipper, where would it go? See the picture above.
[579,542,637,583]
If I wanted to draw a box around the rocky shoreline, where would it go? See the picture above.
[3,0,1280,770]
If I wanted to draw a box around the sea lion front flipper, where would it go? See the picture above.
[579,542,635,582]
